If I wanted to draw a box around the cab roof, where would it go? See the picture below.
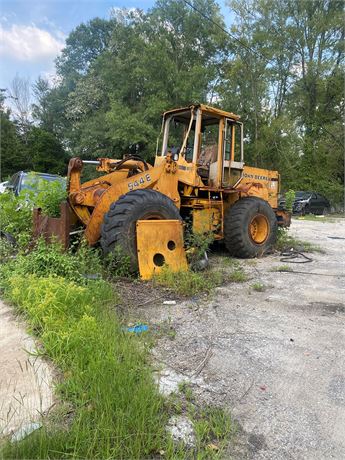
[163,103,240,121]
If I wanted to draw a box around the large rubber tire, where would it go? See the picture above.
[100,189,181,270]
[224,197,277,258]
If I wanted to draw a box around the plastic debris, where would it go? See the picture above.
[11,422,42,442]
[163,300,176,305]
[126,324,148,333]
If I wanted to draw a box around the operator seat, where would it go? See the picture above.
[197,144,218,181]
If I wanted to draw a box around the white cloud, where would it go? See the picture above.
[0,24,65,61]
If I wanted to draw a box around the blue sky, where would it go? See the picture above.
[0,0,232,97]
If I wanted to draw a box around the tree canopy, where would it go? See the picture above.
[2,0,344,205]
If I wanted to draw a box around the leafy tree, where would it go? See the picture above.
[26,0,344,205]
[0,93,29,179]
[26,127,68,174]
[56,18,115,77]
[220,0,344,204]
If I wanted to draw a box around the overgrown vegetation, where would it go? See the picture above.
[228,268,248,283]
[104,245,132,278]
[164,382,235,459]
[0,234,235,458]
[284,190,295,212]
[1,271,168,459]
[34,178,67,217]
[251,282,266,292]
[154,266,223,296]
[0,191,32,246]
[185,227,214,269]
[273,265,294,273]
[275,227,323,253]
[0,177,67,250]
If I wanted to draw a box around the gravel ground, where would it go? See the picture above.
[136,217,345,459]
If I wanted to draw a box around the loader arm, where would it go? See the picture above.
[67,154,183,245]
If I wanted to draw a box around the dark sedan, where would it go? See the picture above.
[292,191,330,215]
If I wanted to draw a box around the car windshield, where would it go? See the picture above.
[295,191,312,200]
[21,174,65,191]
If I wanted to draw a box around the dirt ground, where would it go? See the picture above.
[0,301,53,438]
[134,217,345,459]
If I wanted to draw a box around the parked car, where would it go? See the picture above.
[0,181,8,193]
[292,191,331,215]
[4,171,66,196]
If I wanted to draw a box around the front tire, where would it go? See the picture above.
[100,189,181,270]
[224,197,277,258]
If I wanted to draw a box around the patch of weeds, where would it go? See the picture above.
[165,392,183,416]
[178,381,194,402]
[154,267,223,296]
[164,387,235,459]
[72,238,103,277]
[276,227,323,253]
[104,245,133,278]
[273,264,293,272]
[229,268,248,282]
[251,282,266,292]
[246,259,258,266]
[193,406,234,457]
[300,240,325,253]
[0,238,16,265]
[0,239,88,286]
[0,191,32,247]
[220,256,240,268]
[156,317,177,340]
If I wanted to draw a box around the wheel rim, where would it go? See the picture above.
[249,214,269,244]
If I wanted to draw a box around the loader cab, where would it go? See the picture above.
[156,104,244,188]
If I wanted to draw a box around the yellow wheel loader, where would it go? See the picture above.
[62,104,290,268]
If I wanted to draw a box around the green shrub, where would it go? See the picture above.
[34,178,67,217]
[0,238,16,265]
[184,224,214,269]
[284,189,295,212]
[72,238,103,277]
[0,191,32,245]
[1,239,81,284]
[0,239,103,287]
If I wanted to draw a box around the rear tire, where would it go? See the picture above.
[224,197,277,258]
[101,189,181,270]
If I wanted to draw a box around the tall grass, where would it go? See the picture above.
[154,267,223,296]
[1,275,167,459]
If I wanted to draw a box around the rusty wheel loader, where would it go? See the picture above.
[58,104,290,271]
